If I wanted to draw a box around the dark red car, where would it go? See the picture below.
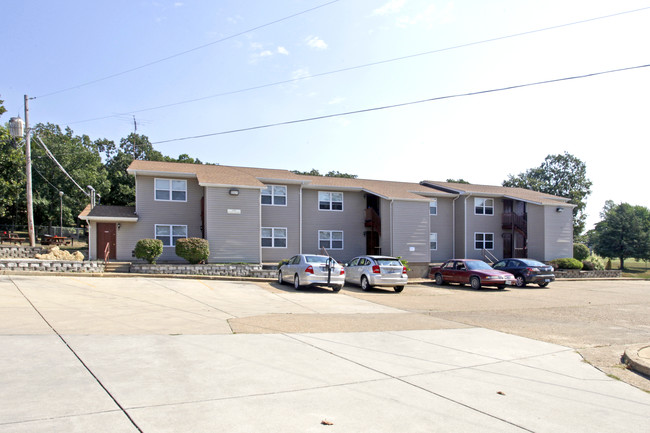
[429,259,516,290]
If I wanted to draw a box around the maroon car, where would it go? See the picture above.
[429,259,515,290]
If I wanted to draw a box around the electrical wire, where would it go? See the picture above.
[34,135,90,196]
[151,63,650,145]
[64,5,650,126]
[34,0,340,99]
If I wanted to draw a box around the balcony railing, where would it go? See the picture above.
[364,208,381,234]
[502,212,527,233]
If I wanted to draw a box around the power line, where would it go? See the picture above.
[34,0,340,99]
[151,63,650,145]
[65,5,650,126]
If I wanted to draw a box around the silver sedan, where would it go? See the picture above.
[278,254,345,292]
[344,255,408,292]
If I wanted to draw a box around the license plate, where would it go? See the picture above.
[506,280,515,285]
[386,270,400,274]
[544,279,550,282]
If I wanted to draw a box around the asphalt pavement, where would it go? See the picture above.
[1,275,649,432]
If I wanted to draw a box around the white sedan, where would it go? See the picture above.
[344,255,408,292]
[278,254,345,292]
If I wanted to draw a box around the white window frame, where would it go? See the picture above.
[318,191,344,211]
[155,224,188,247]
[430,233,438,250]
[318,230,344,250]
[429,199,437,215]
[261,185,287,206]
[154,178,187,202]
[261,227,287,248]
[474,198,494,215]
[474,232,494,250]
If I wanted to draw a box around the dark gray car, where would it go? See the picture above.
[492,258,555,287]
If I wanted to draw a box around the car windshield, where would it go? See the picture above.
[466,261,492,271]
[376,258,401,266]
[305,255,328,264]
[520,259,545,267]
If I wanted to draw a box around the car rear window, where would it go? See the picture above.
[520,259,545,266]
[375,258,401,266]
[305,255,328,264]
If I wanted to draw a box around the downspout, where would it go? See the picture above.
[451,195,459,258]
[299,184,303,253]
[464,193,472,259]
[390,199,394,256]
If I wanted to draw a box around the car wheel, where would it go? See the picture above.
[394,286,404,293]
[497,285,506,290]
[538,282,550,288]
[293,275,301,290]
[277,270,284,285]
[515,275,526,287]
[470,276,482,290]
[332,284,342,293]
[435,273,445,285]
[361,276,370,291]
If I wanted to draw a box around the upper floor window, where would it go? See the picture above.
[429,199,437,215]
[475,198,494,215]
[319,230,343,249]
[155,179,187,202]
[319,192,343,211]
[261,227,287,248]
[155,224,187,247]
[261,185,287,206]
[474,232,494,250]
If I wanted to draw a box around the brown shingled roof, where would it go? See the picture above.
[78,205,138,221]
[421,181,574,206]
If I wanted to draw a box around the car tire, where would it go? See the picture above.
[394,286,404,293]
[538,282,550,288]
[435,273,445,286]
[277,271,284,285]
[515,275,526,287]
[332,284,342,293]
[293,275,301,290]
[361,276,371,291]
[470,276,482,290]
[497,285,506,290]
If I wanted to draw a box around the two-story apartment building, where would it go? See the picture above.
[79,161,574,269]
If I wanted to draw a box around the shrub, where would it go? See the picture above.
[582,261,595,271]
[584,254,605,270]
[175,238,210,264]
[396,256,411,271]
[573,243,590,261]
[605,259,612,270]
[134,238,163,264]
[550,257,583,270]
[278,259,290,269]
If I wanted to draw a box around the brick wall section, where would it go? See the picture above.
[131,263,277,278]
[554,270,622,278]
[0,260,104,273]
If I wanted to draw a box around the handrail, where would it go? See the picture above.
[104,243,110,263]
[482,248,498,264]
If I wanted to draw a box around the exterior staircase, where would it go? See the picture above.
[103,261,131,273]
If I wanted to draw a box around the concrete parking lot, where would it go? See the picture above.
[1,275,649,432]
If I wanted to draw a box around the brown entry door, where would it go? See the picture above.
[97,223,117,260]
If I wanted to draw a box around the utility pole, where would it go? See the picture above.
[24,95,35,247]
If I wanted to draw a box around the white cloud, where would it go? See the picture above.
[259,50,273,57]
[277,46,289,55]
[291,68,311,80]
[328,96,345,105]
[373,0,406,15]
[306,36,328,50]
[174,2,184,7]
[250,42,263,50]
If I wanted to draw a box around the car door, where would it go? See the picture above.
[346,257,360,283]
[441,261,458,283]
[455,261,471,284]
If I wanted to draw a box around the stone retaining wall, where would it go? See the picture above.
[554,269,622,278]
[131,263,277,278]
[0,245,50,259]
[0,260,104,273]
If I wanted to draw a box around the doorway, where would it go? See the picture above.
[97,223,116,261]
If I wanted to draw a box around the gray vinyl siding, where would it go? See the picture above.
[205,186,261,263]
[526,205,545,260]
[464,197,503,260]
[301,189,365,263]
[379,198,392,256]
[261,183,300,263]
[391,200,429,263]
[430,197,454,262]
[543,205,573,261]
[130,175,203,262]
[454,197,467,258]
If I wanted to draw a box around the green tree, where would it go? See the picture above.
[503,152,592,236]
[292,168,357,178]
[591,201,650,270]
[0,100,24,223]
[446,178,470,184]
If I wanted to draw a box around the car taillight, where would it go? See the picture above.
[372,265,381,274]
[340,268,345,275]
[305,265,314,274]
[402,266,407,274]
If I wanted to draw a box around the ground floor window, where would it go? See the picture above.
[261,227,287,248]
[430,233,438,250]
[474,232,494,250]
[155,224,187,247]
[318,230,343,249]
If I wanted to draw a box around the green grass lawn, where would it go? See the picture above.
[611,259,650,279]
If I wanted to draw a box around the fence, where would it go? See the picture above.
[0,224,87,242]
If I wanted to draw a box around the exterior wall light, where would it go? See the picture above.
[229,188,240,196]
[556,207,564,213]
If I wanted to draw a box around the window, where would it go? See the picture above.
[429,199,437,215]
[155,179,187,201]
[155,224,187,247]
[318,192,343,211]
[475,232,494,250]
[430,233,438,250]
[261,185,287,206]
[318,230,343,249]
[474,198,494,215]
[261,227,287,248]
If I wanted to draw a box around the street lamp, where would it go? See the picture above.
[59,191,64,237]
[8,95,35,247]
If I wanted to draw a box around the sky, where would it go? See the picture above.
[3,0,650,232]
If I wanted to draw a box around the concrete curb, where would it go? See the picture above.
[622,344,650,377]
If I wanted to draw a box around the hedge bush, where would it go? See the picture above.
[550,257,583,270]
[583,254,605,270]
[134,238,163,264]
[573,243,590,261]
[175,237,210,264]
